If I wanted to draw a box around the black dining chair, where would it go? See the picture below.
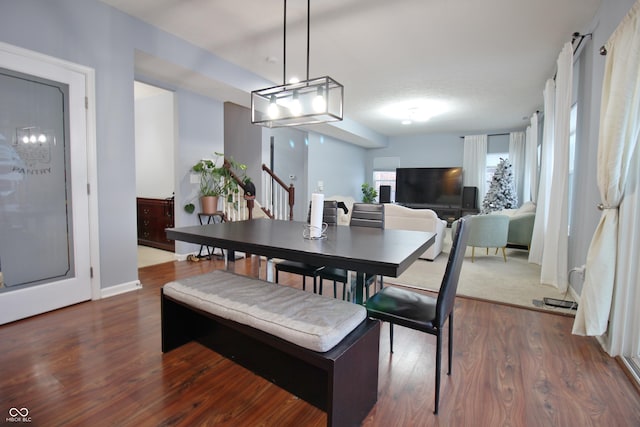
[365,216,470,415]
[318,203,385,300]
[275,200,339,293]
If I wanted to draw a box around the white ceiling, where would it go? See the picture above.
[103,0,601,143]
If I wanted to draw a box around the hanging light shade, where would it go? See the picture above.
[251,0,344,128]
[252,76,343,127]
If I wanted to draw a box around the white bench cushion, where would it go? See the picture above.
[163,270,367,352]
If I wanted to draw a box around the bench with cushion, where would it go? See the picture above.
[161,270,380,427]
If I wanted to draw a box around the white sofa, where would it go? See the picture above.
[326,195,357,225]
[383,203,447,260]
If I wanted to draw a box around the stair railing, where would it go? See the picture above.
[220,159,253,222]
[220,160,295,222]
[261,164,295,220]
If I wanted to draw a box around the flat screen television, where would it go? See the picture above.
[395,167,463,207]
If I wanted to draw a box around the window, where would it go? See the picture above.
[486,152,509,187]
[568,102,577,232]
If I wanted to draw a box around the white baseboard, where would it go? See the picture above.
[100,280,142,299]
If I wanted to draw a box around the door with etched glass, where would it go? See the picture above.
[0,46,91,324]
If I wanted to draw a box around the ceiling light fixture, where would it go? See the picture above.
[251,0,344,128]
[383,99,450,125]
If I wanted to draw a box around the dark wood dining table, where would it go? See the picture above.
[166,218,436,304]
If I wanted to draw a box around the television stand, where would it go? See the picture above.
[434,207,461,227]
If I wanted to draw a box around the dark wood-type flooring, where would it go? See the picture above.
[1,256,640,426]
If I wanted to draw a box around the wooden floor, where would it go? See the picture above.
[1,257,640,426]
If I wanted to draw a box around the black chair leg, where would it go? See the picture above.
[302,276,306,291]
[275,269,279,283]
[333,281,337,298]
[434,331,442,415]
[389,323,394,353]
[313,276,318,294]
[448,312,453,375]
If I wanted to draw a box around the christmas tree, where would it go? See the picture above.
[481,158,517,213]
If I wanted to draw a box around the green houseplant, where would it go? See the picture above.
[185,152,247,214]
[361,183,378,203]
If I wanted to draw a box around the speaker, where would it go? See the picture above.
[379,185,391,203]
[462,186,478,209]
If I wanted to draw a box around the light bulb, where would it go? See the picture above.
[29,135,36,143]
[267,95,279,119]
[38,134,47,143]
[289,91,302,116]
[312,87,326,112]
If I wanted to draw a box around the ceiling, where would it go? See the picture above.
[103,0,601,143]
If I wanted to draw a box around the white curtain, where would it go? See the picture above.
[524,112,539,203]
[573,0,640,343]
[463,134,488,204]
[540,42,573,291]
[509,131,526,206]
[529,80,555,264]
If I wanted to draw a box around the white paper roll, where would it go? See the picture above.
[310,193,324,238]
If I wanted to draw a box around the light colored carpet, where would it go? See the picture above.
[138,245,175,268]
[385,236,577,315]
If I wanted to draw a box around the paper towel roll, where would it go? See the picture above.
[310,193,324,238]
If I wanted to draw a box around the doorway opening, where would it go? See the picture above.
[134,81,176,268]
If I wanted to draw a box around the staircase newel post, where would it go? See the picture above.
[288,184,295,221]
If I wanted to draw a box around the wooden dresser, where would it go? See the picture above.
[137,197,175,251]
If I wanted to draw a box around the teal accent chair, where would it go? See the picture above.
[452,214,509,262]
[507,212,535,249]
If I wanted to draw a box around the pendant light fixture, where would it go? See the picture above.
[251,0,344,128]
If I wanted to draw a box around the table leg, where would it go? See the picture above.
[266,258,274,282]
[256,256,274,282]
[225,250,236,272]
[354,272,365,305]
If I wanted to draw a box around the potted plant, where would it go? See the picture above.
[361,183,378,203]
[185,152,247,214]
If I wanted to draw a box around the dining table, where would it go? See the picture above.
[166,218,436,304]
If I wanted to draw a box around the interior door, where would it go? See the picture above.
[0,45,92,325]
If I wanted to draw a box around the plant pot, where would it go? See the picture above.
[200,196,220,214]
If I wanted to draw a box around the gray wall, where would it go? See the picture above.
[173,89,225,255]
[1,0,635,298]
[308,134,366,201]
[0,0,242,289]
[0,0,140,290]
[135,89,175,199]
[266,127,309,221]
[567,0,637,294]
[366,133,464,174]
[224,102,262,190]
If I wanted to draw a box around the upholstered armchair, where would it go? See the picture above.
[488,202,536,249]
[452,214,509,262]
[507,213,534,248]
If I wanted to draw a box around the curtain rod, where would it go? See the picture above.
[553,32,593,80]
[459,132,511,139]
[572,32,592,54]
